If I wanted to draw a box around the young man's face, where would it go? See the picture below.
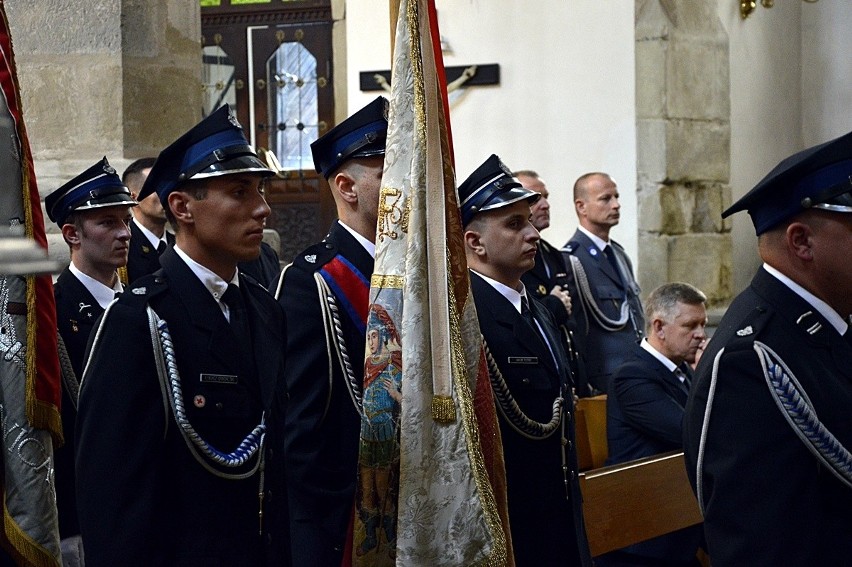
[471,200,540,287]
[71,207,133,273]
[181,173,271,275]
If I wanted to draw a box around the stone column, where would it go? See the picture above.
[635,0,732,307]
[6,0,201,260]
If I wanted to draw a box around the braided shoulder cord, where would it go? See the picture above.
[567,255,630,332]
[695,346,724,515]
[149,308,266,480]
[754,341,852,490]
[482,337,563,440]
[56,333,79,411]
[314,274,364,416]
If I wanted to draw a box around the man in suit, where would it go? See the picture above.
[563,172,644,394]
[75,105,288,566]
[273,96,387,565]
[602,282,706,566]
[460,154,591,567]
[684,130,852,564]
[45,157,136,561]
[123,157,173,284]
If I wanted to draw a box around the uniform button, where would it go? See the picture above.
[324,243,333,249]
[570,471,576,480]
[215,402,224,410]
[567,440,573,450]
[521,378,530,385]
[565,411,571,421]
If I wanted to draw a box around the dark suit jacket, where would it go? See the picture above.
[563,229,644,393]
[684,267,852,565]
[126,220,173,285]
[604,342,702,564]
[606,343,691,464]
[53,267,103,539]
[76,249,288,566]
[276,221,372,567]
[470,272,592,567]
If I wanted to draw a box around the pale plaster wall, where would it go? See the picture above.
[344,0,639,264]
[716,0,802,294]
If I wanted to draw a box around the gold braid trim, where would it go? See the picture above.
[430,395,455,423]
[2,504,60,567]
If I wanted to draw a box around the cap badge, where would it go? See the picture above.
[102,163,116,175]
[227,109,241,129]
[736,325,753,337]
[498,160,512,176]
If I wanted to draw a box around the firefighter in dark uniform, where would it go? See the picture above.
[460,154,592,567]
[273,96,387,566]
[684,130,852,564]
[75,105,289,566]
[45,157,136,561]
[123,157,174,285]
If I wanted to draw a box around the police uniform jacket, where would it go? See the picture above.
[684,267,852,565]
[563,229,644,392]
[54,267,104,539]
[75,248,288,567]
[604,342,702,565]
[276,220,371,567]
[470,272,591,567]
[126,219,172,285]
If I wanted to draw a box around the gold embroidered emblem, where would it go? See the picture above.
[377,185,406,242]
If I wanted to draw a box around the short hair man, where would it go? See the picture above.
[603,282,706,566]
[123,156,172,284]
[75,105,288,566]
[273,96,387,566]
[45,157,136,555]
[684,131,852,564]
[563,172,645,393]
[461,154,592,567]
[515,170,573,324]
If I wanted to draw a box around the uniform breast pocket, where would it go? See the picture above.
[503,358,553,391]
[595,285,622,300]
[185,373,254,420]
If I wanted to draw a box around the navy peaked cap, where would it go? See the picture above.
[138,104,273,204]
[457,154,539,226]
[45,157,136,227]
[725,129,852,235]
[311,96,388,178]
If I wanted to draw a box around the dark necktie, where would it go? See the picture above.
[222,284,253,357]
[674,366,691,390]
[157,240,167,255]
[603,245,622,280]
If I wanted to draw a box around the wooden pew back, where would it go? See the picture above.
[578,451,703,557]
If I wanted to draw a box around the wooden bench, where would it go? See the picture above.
[575,394,608,470]
[578,451,703,557]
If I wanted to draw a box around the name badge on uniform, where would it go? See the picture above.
[199,373,239,385]
[508,356,538,365]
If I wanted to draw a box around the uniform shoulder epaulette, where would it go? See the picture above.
[562,241,579,255]
[292,240,339,272]
[121,272,169,309]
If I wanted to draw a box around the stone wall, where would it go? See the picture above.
[635,0,733,308]
[5,0,201,264]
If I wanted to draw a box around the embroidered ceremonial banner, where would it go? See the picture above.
[353,0,511,564]
[0,5,63,565]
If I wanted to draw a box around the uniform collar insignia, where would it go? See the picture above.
[132,287,146,295]
[305,254,317,264]
[736,325,753,336]
[589,247,598,256]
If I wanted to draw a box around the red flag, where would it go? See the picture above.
[0,4,63,565]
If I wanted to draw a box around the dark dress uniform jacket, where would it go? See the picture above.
[521,238,571,327]
[563,229,644,392]
[54,267,104,539]
[605,343,702,564]
[239,241,281,290]
[76,249,288,567]
[126,219,172,285]
[684,267,852,565]
[277,220,371,567]
[470,272,592,567]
